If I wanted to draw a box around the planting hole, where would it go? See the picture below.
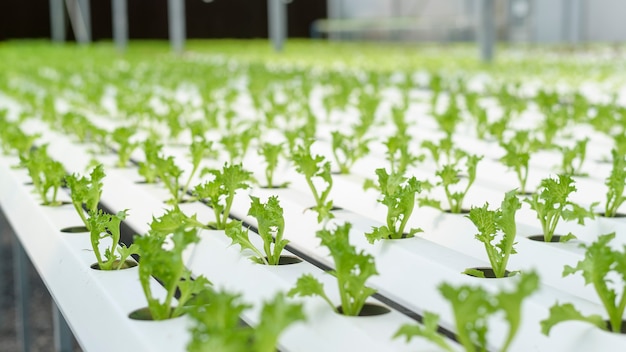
[128,307,179,321]
[465,267,512,279]
[527,235,567,243]
[336,303,390,317]
[60,225,89,233]
[605,320,626,334]
[90,260,137,270]
[40,201,72,207]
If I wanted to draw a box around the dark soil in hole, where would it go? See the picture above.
[257,256,302,265]
[60,226,89,234]
[128,307,179,321]
[40,201,72,207]
[605,320,626,334]
[596,212,626,218]
[336,303,391,317]
[90,260,137,270]
[465,267,512,278]
[527,235,566,243]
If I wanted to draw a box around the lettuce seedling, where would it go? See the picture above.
[21,146,66,206]
[187,290,305,352]
[87,209,137,270]
[137,138,163,184]
[557,138,589,176]
[465,190,521,278]
[258,142,288,188]
[111,126,138,168]
[330,130,371,174]
[422,136,466,169]
[65,164,105,230]
[224,196,289,265]
[364,168,423,243]
[220,124,260,163]
[541,233,626,334]
[395,271,539,352]
[420,154,482,214]
[193,163,253,229]
[135,220,211,320]
[433,95,461,137]
[180,140,214,202]
[292,144,335,223]
[604,149,626,217]
[499,131,540,194]
[154,154,184,205]
[384,133,423,176]
[288,223,378,316]
[525,174,595,242]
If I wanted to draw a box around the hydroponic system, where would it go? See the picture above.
[2,41,626,351]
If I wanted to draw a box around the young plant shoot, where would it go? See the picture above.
[557,138,589,176]
[258,142,288,188]
[111,126,138,168]
[288,223,378,316]
[525,174,595,242]
[87,209,137,270]
[364,168,423,243]
[154,153,184,205]
[541,233,626,334]
[292,144,335,223]
[137,138,163,184]
[65,164,105,230]
[187,290,305,352]
[21,145,66,206]
[224,196,290,265]
[134,218,211,320]
[193,163,253,229]
[499,130,540,194]
[180,139,214,202]
[465,189,521,278]
[330,130,370,174]
[604,149,626,217]
[420,154,482,214]
[395,271,540,352]
[384,133,422,176]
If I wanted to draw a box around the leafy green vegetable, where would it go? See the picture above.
[422,137,466,169]
[247,196,289,265]
[420,154,482,213]
[558,138,589,176]
[21,145,66,206]
[135,219,211,320]
[384,133,422,176]
[258,142,288,188]
[180,140,214,202]
[291,144,335,223]
[499,130,540,194]
[396,271,539,352]
[364,168,423,242]
[194,163,253,229]
[465,190,521,278]
[87,209,137,270]
[393,312,454,352]
[330,130,371,174]
[604,149,626,217]
[111,126,139,168]
[524,174,595,242]
[541,233,626,334]
[154,154,184,205]
[137,138,163,184]
[220,124,260,163]
[187,289,305,352]
[65,164,105,230]
[288,223,377,316]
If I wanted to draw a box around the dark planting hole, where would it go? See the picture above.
[259,184,289,189]
[90,259,137,270]
[527,235,565,243]
[596,212,626,218]
[443,208,471,215]
[517,191,535,197]
[23,181,33,186]
[134,180,157,185]
[178,197,196,204]
[336,303,391,317]
[41,201,72,207]
[306,205,344,212]
[384,233,414,240]
[258,256,303,266]
[605,320,626,334]
[128,307,178,321]
[60,225,89,233]
[465,267,512,279]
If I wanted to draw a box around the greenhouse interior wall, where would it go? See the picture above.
[2,0,626,351]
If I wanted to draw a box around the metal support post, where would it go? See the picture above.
[112,0,128,52]
[49,0,66,42]
[52,303,74,352]
[168,0,186,54]
[478,0,495,62]
[268,0,287,52]
[65,0,92,44]
[12,236,31,352]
